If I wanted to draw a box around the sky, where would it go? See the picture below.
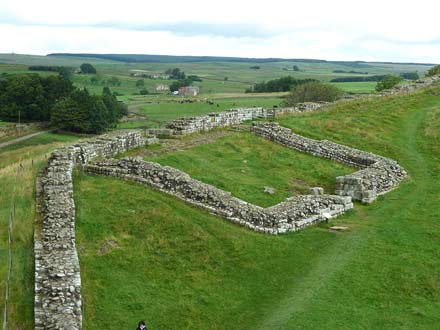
[0,0,439,63]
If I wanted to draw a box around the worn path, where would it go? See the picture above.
[0,130,52,149]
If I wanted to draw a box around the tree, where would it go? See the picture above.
[139,89,149,95]
[0,74,73,121]
[426,65,440,77]
[285,81,343,105]
[246,76,315,93]
[165,68,186,79]
[136,79,145,87]
[400,72,419,80]
[293,65,300,71]
[80,63,97,74]
[51,89,110,134]
[375,75,403,92]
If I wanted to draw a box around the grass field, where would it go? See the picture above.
[74,83,440,330]
[330,81,377,93]
[0,133,82,329]
[122,97,283,128]
[1,54,435,98]
[146,132,352,207]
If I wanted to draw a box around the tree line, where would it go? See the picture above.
[0,73,126,134]
[245,76,316,93]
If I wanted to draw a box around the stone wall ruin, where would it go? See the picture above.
[84,157,354,235]
[34,131,150,330]
[251,122,407,203]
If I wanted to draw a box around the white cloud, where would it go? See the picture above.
[0,0,439,62]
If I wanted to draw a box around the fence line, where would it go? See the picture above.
[2,161,22,330]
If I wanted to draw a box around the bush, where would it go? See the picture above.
[80,63,97,74]
[426,65,440,77]
[375,75,403,92]
[285,81,343,105]
[400,72,419,80]
[139,89,149,95]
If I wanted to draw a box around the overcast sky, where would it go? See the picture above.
[0,0,439,63]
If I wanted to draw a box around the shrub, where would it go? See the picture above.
[375,75,403,92]
[80,63,97,74]
[426,65,440,77]
[139,89,149,95]
[285,81,343,105]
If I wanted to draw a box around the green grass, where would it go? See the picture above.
[119,97,283,128]
[331,81,377,93]
[146,132,352,207]
[75,84,440,330]
[0,132,82,155]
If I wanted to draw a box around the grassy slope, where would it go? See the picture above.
[76,84,440,329]
[0,133,81,329]
[147,132,352,207]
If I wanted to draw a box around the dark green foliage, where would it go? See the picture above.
[285,81,343,104]
[80,63,97,74]
[187,75,202,82]
[426,64,440,77]
[250,65,260,69]
[169,79,193,92]
[136,79,145,87]
[28,65,74,75]
[51,89,110,134]
[139,89,149,95]
[330,75,385,82]
[0,74,74,121]
[293,65,300,71]
[400,72,419,80]
[375,75,403,91]
[165,68,186,79]
[247,76,315,93]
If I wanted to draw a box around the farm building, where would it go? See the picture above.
[156,84,170,91]
[178,86,200,96]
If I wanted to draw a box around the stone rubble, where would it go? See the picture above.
[251,122,407,203]
[84,157,353,235]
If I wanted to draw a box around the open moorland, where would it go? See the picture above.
[0,53,439,329]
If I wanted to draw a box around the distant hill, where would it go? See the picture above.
[47,53,437,66]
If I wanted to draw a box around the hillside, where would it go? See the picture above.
[73,84,440,329]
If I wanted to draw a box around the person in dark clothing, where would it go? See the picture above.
[136,320,147,330]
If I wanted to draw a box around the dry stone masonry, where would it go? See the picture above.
[251,122,407,203]
[165,103,324,135]
[84,157,354,234]
[35,131,149,330]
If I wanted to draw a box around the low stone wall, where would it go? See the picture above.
[0,122,45,138]
[251,122,407,203]
[383,76,440,95]
[35,131,148,330]
[165,103,324,135]
[84,157,353,235]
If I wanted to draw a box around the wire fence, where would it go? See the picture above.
[2,161,23,330]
